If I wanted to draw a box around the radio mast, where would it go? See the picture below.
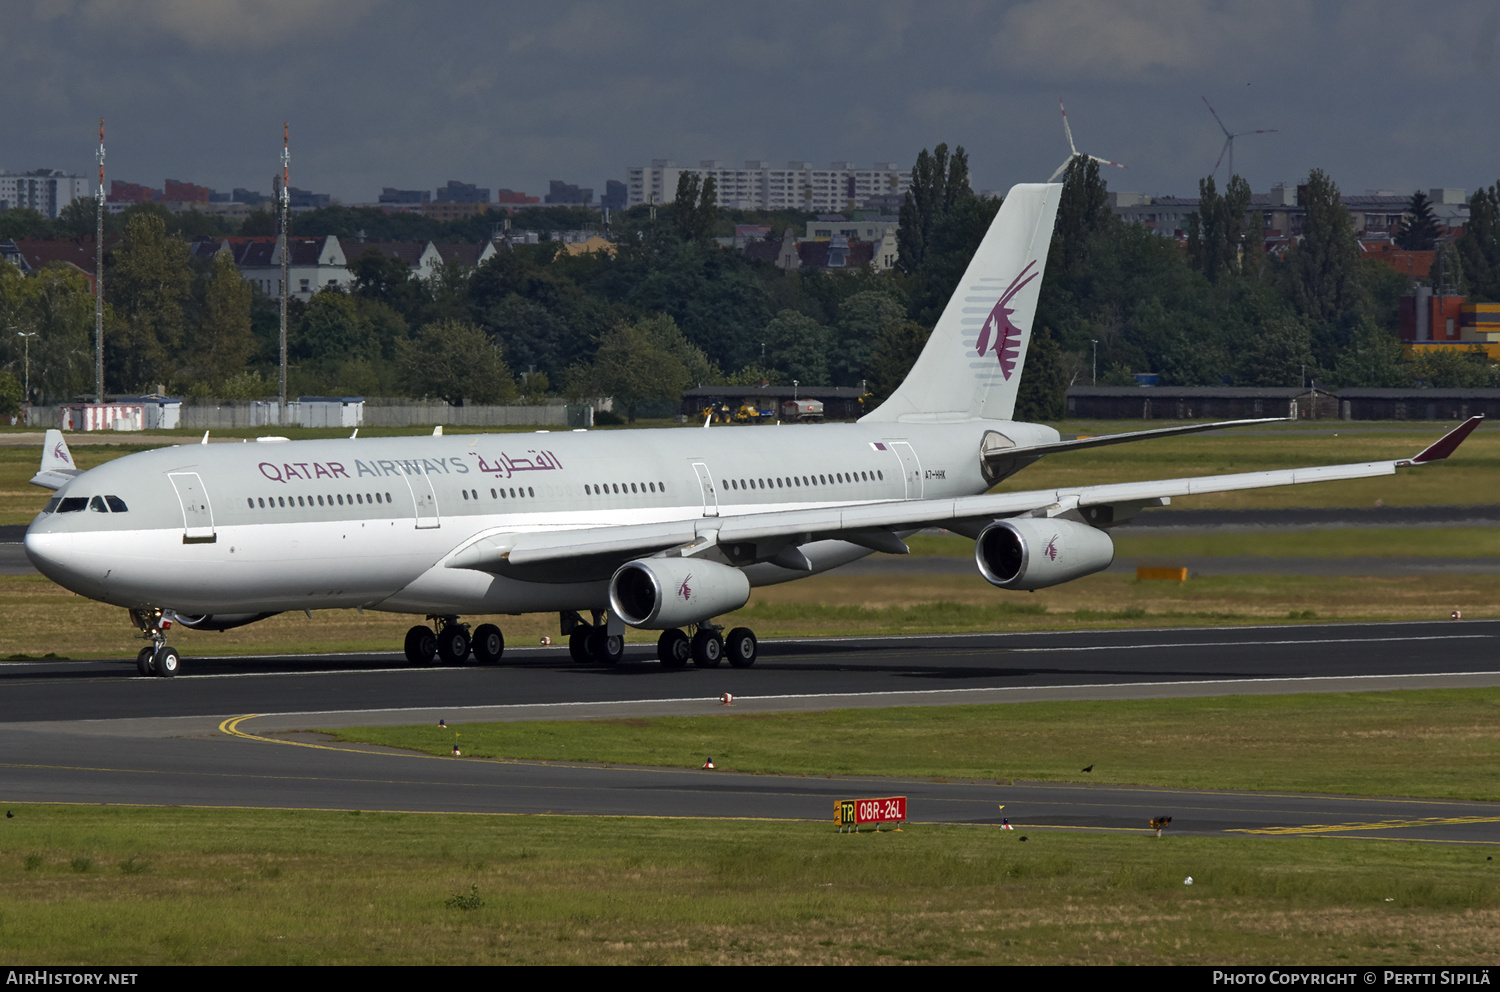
[278,123,289,424]
[94,119,105,405]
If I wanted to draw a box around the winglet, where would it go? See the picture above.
[1403,415,1483,465]
[30,428,83,490]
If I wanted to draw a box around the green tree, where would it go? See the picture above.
[896,143,972,274]
[760,309,830,385]
[833,290,906,388]
[1013,324,1067,421]
[1330,320,1407,388]
[1279,169,1363,364]
[1,264,95,403]
[1396,190,1443,251]
[106,212,193,391]
[299,290,376,363]
[194,251,255,390]
[1409,346,1491,388]
[0,369,20,418]
[567,318,693,422]
[866,319,931,405]
[1187,174,1254,283]
[671,172,718,242]
[1052,157,1111,276]
[1456,183,1500,301]
[400,320,515,405]
[1232,310,1315,386]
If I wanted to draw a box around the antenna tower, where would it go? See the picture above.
[279,123,289,424]
[95,120,105,405]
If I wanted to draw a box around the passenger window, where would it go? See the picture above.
[527,487,534,497]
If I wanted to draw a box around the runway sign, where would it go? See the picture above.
[836,796,907,832]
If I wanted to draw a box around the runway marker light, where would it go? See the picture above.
[452,731,461,756]
[540,635,552,645]
[1452,610,1463,619]
[702,757,715,769]
[720,693,733,706]
[1151,815,1173,837]
[438,719,446,728]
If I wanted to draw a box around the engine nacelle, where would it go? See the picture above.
[609,557,751,629]
[974,517,1114,591]
[164,611,280,632]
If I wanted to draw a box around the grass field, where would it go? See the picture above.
[3,806,1497,965]
[325,690,1500,801]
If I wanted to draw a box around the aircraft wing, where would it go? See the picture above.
[447,416,1482,573]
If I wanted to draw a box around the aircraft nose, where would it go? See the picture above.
[24,528,83,586]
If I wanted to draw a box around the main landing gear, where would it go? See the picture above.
[566,610,626,666]
[129,608,182,678]
[403,616,505,666]
[657,623,758,669]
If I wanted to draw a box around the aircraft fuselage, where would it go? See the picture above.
[24,419,1059,618]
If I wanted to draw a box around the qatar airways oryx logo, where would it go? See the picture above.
[678,574,693,601]
[53,442,70,465]
[974,260,1040,380]
[1043,535,1060,561]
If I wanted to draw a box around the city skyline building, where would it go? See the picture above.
[626,159,913,212]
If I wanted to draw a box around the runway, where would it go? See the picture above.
[1,621,1497,844]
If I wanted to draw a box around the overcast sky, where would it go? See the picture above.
[5,0,1498,206]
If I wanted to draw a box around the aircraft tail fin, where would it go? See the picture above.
[31,429,82,490]
[860,182,1062,424]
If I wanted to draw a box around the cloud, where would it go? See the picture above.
[51,0,384,50]
[993,0,1311,79]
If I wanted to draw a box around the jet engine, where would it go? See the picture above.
[609,558,751,629]
[974,517,1114,591]
[164,611,281,632]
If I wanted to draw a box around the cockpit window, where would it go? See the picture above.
[43,497,60,513]
[105,495,128,513]
[89,496,107,512]
[57,497,87,513]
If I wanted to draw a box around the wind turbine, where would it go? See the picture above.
[1202,96,1276,180]
[1048,99,1127,183]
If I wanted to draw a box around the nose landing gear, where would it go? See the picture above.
[129,608,181,678]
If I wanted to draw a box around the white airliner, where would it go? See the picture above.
[24,183,1482,677]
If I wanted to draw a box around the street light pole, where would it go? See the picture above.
[16,331,36,420]
[1091,339,1098,385]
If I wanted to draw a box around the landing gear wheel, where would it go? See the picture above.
[569,624,593,664]
[657,629,690,669]
[725,627,758,668]
[404,625,437,666]
[136,646,156,677]
[436,624,471,665]
[472,624,504,665]
[691,629,723,668]
[586,627,625,666]
[153,645,181,678]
